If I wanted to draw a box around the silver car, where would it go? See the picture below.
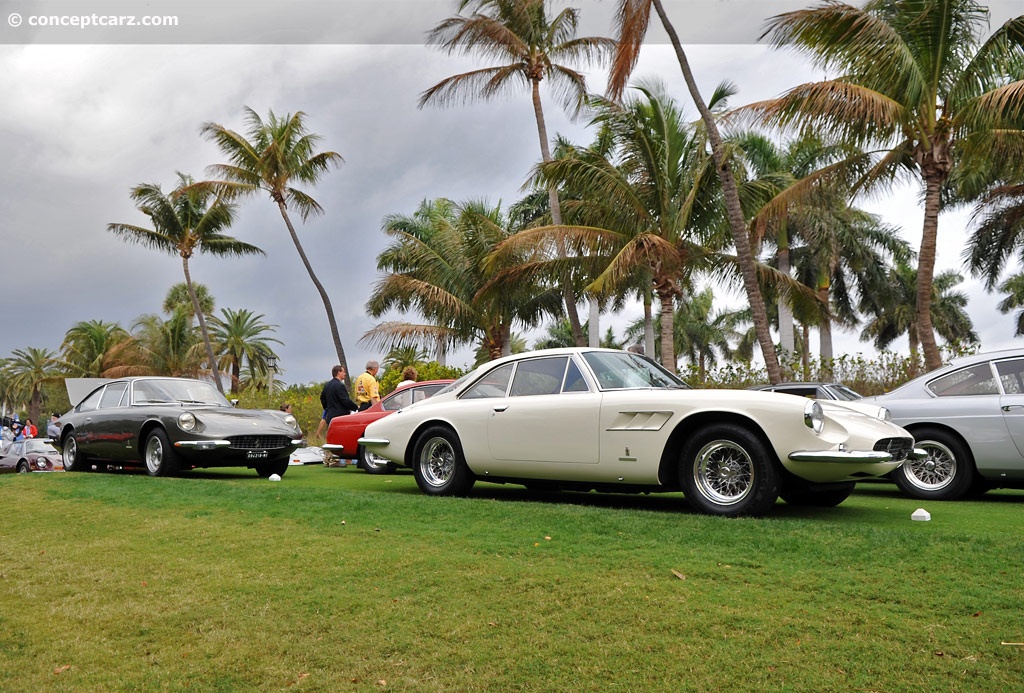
[868,348,1024,499]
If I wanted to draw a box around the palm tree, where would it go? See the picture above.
[758,0,1024,372]
[991,273,1024,336]
[163,282,215,321]
[200,108,349,377]
[860,262,977,375]
[421,0,615,347]
[500,82,722,372]
[608,0,784,382]
[108,173,261,393]
[625,286,745,383]
[364,197,562,361]
[965,180,1024,285]
[57,320,132,378]
[5,347,59,424]
[209,308,283,394]
[130,309,206,378]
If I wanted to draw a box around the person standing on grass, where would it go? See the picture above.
[319,365,357,466]
[354,360,381,412]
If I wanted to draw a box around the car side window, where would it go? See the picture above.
[99,382,128,409]
[995,359,1024,394]
[927,363,999,397]
[383,389,412,411]
[562,359,590,393]
[510,357,567,397]
[77,388,104,412]
[461,363,514,399]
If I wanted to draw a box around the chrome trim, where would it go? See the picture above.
[173,440,230,449]
[358,437,390,447]
[788,449,894,463]
[321,443,345,450]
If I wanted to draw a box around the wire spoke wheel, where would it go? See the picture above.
[692,440,754,506]
[413,426,475,496]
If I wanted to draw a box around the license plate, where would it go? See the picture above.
[247,450,268,459]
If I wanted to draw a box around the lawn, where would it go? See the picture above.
[1,466,1021,691]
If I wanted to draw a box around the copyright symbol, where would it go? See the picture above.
[8,12,22,27]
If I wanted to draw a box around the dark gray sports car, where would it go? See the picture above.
[59,377,302,478]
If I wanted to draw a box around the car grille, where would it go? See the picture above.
[874,437,914,461]
[226,435,292,450]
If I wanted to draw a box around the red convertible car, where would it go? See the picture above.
[323,380,452,473]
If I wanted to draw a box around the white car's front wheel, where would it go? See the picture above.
[413,426,475,496]
[679,423,779,517]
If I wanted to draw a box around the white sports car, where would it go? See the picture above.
[360,348,921,516]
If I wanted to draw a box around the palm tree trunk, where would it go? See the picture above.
[182,256,224,394]
[657,287,676,373]
[917,173,943,372]
[908,325,921,379]
[643,289,656,358]
[651,0,782,384]
[276,200,350,382]
[817,282,834,379]
[531,79,585,348]
[777,231,795,372]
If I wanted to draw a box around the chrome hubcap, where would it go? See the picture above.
[693,440,753,505]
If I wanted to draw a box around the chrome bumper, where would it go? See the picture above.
[789,449,899,463]
[174,440,230,450]
[322,443,344,451]
[357,437,389,447]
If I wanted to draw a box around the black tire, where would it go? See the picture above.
[254,459,289,478]
[780,481,856,507]
[895,428,975,500]
[679,423,779,517]
[17,461,30,474]
[144,429,180,477]
[61,433,91,472]
[412,426,475,496]
[359,445,397,475]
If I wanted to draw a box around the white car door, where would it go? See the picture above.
[485,356,601,468]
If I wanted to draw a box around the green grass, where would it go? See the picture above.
[1,467,1022,691]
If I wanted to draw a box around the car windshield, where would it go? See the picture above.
[829,384,863,401]
[133,379,231,406]
[582,351,687,390]
[25,439,59,454]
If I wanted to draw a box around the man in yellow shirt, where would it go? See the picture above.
[354,360,381,411]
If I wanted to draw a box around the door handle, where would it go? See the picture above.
[1002,405,1024,411]
[493,404,509,412]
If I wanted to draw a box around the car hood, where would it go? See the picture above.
[182,407,298,434]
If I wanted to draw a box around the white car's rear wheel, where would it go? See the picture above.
[894,428,974,500]
[679,423,779,517]
[413,426,474,496]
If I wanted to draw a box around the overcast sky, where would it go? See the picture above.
[2,0,1021,387]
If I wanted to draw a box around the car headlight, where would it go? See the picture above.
[803,400,824,435]
[178,412,197,432]
[283,414,298,429]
